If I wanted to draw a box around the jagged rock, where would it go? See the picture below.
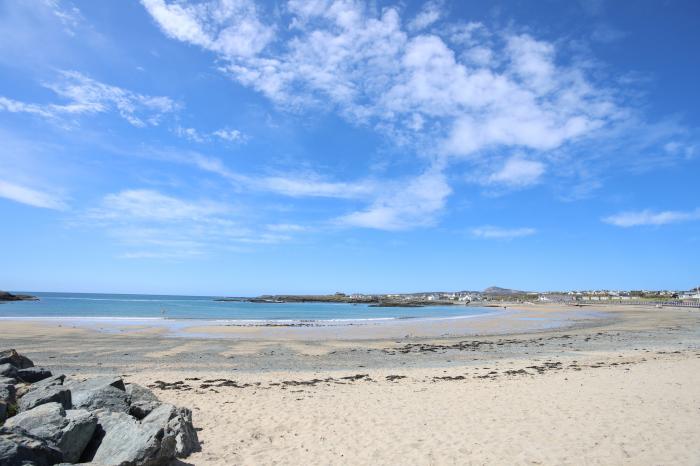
[19,385,71,412]
[16,367,52,383]
[68,376,128,413]
[0,363,17,379]
[4,402,97,463]
[168,406,199,457]
[0,349,34,369]
[83,403,198,465]
[1,383,17,421]
[0,426,63,466]
[126,383,161,420]
[0,383,16,405]
[0,376,16,385]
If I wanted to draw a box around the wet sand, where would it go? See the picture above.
[1,303,699,465]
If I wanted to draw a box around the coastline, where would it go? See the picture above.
[2,303,699,465]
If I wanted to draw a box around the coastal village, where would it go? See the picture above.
[246,286,700,307]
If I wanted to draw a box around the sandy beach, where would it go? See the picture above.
[1,303,699,465]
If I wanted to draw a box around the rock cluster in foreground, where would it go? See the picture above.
[0,349,199,465]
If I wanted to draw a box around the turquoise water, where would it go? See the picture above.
[0,292,494,323]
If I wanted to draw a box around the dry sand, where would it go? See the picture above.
[1,303,699,465]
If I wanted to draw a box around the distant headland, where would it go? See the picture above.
[215,286,700,308]
[0,291,38,302]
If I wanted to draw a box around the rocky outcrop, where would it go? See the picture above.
[18,385,71,412]
[67,376,129,413]
[86,402,199,465]
[0,349,34,369]
[0,291,39,302]
[16,367,52,383]
[126,383,161,420]
[0,349,199,465]
[4,403,97,463]
[0,427,63,466]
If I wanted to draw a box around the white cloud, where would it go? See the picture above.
[486,156,545,188]
[338,164,450,230]
[43,0,83,35]
[0,180,67,210]
[86,188,306,258]
[470,226,536,239]
[407,1,443,32]
[0,71,178,126]
[212,128,244,142]
[90,189,228,222]
[141,0,274,58]
[603,209,700,227]
[143,2,619,160]
[139,2,682,231]
[175,126,246,143]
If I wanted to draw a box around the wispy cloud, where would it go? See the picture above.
[85,188,304,258]
[470,226,537,239]
[485,155,545,188]
[175,126,246,143]
[338,164,451,230]
[0,70,178,126]
[140,0,653,231]
[0,180,67,210]
[603,209,700,227]
[407,1,444,32]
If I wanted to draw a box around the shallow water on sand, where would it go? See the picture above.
[0,292,497,323]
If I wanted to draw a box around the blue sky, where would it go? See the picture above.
[0,0,698,295]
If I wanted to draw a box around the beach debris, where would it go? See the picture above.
[0,349,200,465]
[385,375,407,381]
[148,380,193,391]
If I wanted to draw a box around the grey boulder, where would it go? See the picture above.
[17,367,52,383]
[0,383,17,421]
[84,403,199,465]
[0,383,16,405]
[68,376,129,413]
[0,376,16,385]
[126,383,161,420]
[0,426,63,466]
[19,385,71,412]
[0,349,34,369]
[0,363,17,379]
[4,402,97,463]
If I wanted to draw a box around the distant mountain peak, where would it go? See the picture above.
[483,286,527,295]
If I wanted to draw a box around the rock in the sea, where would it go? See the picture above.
[84,403,199,465]
[4,402,97,463]
[68,376,129,413]
[16,367,52,383]
[0,363,17,379]
[126,383,161,420]
[18,385,71,412]
[0,349,34,369]
[0,426,63,466]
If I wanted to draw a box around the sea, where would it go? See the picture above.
[0,292,496,324]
